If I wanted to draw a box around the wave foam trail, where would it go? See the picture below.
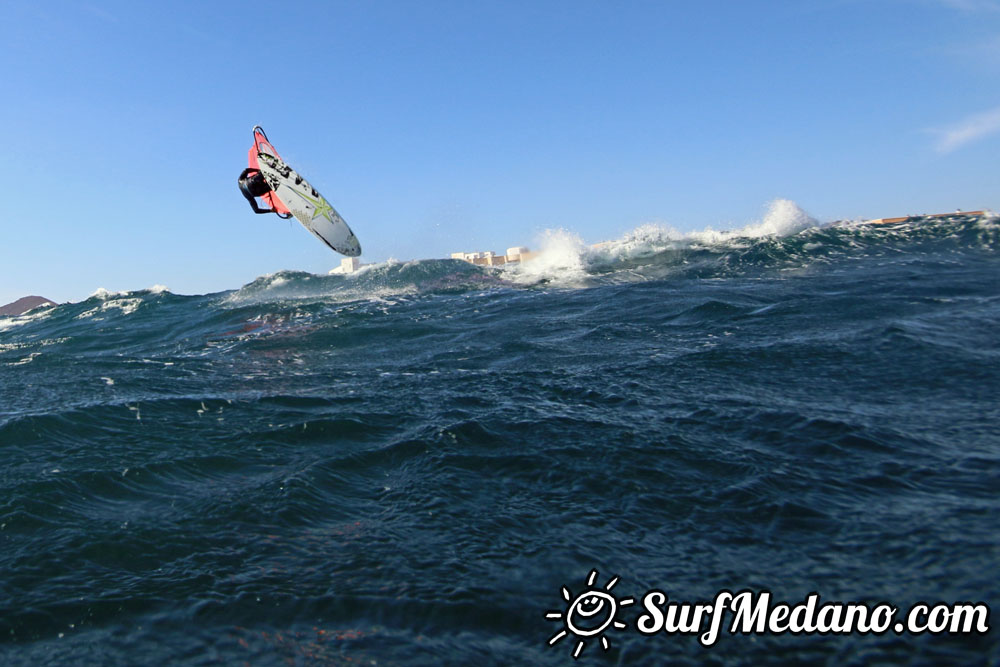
[0,306,54,333]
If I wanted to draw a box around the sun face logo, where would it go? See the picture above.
[546,569,634,659]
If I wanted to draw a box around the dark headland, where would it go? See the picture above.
[0,296,57,317]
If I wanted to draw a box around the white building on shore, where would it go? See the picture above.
[330,245,536,275]
[329,257,364,274]
[451,246,535,267]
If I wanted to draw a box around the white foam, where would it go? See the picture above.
[10,352,40,366]
[352,258,402,278]
[0,306,56,332]
[90,287,128,300]
[76,295,142,319]
[108,298,141,315]
[503,199,818,286]
[504,228,590,286]
[88,284,168,299]
[736,198,817,238]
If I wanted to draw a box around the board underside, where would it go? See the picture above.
[257,153,361,257]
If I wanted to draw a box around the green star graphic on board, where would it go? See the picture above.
[293,188,334,223]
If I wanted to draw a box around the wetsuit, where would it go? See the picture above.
[238,168,275,214]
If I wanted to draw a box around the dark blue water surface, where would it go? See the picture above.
[1,214,998,665]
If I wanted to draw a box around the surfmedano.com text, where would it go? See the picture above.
[636,590,990,646]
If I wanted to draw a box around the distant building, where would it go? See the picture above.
[333,243,546,275]
[452,247,536,266]
[865,210,985,225]
[329,257,363,274]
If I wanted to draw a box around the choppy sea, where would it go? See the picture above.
[1,203,998,665]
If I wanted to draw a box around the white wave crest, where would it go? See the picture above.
[90,287,129,300]
[504,199,818,285]
[91,284,170,299]
[504,228,590,286]
[686,199,818,244]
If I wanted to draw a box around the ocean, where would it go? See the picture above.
[1,204,998,665]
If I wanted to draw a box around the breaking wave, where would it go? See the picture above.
[504,202,996,286]
[1,205,994,343]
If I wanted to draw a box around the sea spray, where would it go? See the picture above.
[505,228,590,286]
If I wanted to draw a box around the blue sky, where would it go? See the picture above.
[1,0,997,304]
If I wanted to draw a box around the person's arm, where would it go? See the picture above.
[238,168,276,214]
